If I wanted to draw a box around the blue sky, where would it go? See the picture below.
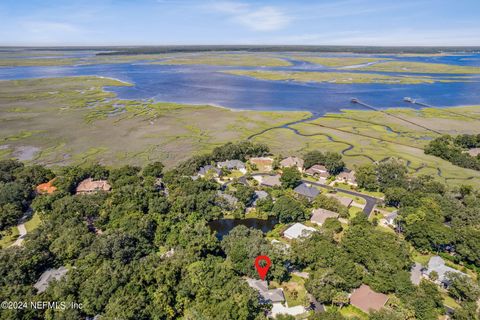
[0,0,479,46]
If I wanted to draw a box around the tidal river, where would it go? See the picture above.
[1,53,480,114]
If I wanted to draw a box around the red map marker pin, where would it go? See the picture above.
[254,255,271,280]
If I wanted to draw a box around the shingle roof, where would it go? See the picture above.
[246,278,285,303]
[261,175,281,187]
[305,164,328,176]
[310,208,339,225]
[294,183,320,199]
[34,266,68,294]
[280,156,304,169]
[36,178,57,194]
[350,284,388,313]
[426,256,466,284]
[76,178,111,193]
[217,160,246,170]
[337,170,356,183]
[198,165,222,176]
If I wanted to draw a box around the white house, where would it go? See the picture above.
[283,223,316,240]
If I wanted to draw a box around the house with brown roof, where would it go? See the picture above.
[467,148,480,157]
[336,169,357,186]
[305,164,329,176]
[76,178,111,194]
[36,179,57,194]
[259,174,281,187]
[310,208,339,226]
[349,284,388,313]
[249,157,274,172]
[280,156,304,172]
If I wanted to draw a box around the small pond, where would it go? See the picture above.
[208,216,278,239]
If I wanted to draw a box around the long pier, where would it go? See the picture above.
[404,98,480,121]
[351,98,442,135]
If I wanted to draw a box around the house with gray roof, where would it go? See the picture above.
[217,160,247,173]
[385,211,398,227]
[252,190,269,206]
[294,183,320,200]
[34,266,68,294]
[216,191,238,207]
[198,165,222,177]
[246,278,285,303]
[425,256,467,287]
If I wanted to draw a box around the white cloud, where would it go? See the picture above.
[209,1,291,31]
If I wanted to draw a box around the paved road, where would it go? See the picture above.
[304,179,378,216]
[247,173,380,216]
[10,223,27,247]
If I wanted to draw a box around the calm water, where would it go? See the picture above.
[208,217,278,239]
[1,52,480,113]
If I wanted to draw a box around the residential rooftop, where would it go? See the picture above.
[350,284,388,313]
[310,208,339,226]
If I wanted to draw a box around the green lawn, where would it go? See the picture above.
[335,182,385,199]
[24,213,41,232]
[0,226,19,248]
[339,305,368,319]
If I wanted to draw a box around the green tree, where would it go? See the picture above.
[280,167,301,189]
[355,164,378,190]
[271,196,307,223]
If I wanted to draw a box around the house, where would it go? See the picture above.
[294,183,320,200]
[349,284,388,313]
[305,164,328,176]
[305,165,330,183]
[216,191,238,207]
[425,256,467,286]
[260,174,281,187]
[249,157,274,172]
[467,148,480,157]
[410,262,423,285]
[283,223,316,240]
[34,266,68,294]
[252,190,269,206]
[217,160,247,173]
[198,165,222,177]
[336,169,357,186]
[310,208,339,226]
[76,178,111,194]
[246,278,285,303]
[326,193,353,207]
[36,178,57,194]
[280,156,304,172]
[385,211,398,227]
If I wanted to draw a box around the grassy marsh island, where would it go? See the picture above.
[0,58,81,67]
[288,56,389,67]
[152,53,292,67]
[358,61,480,74]
[223,70,450,84]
